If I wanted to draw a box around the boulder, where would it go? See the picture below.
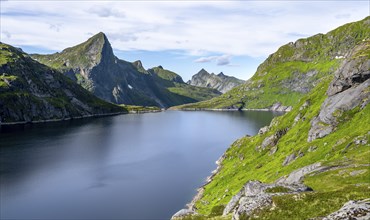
[282,153,297,166]
[171,209,198,219]
[323,199,370,220]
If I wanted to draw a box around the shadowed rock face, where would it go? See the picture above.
[187,69,245,93]
[0,42,126,124]
[31,33,220,108]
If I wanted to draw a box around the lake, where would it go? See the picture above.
[0,111,281,219]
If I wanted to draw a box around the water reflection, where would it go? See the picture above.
[0,111,281,219]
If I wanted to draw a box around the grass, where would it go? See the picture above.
[120,105,161,113]
[265,186,291,193]
[184,17,370,219]
[174,17,369,111]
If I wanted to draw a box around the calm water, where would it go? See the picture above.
[0,111,280,220]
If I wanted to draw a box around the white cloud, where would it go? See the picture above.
[0,1,368,57]
[88,6,126,18]
[195,55,232,66]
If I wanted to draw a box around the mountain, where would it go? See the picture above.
[172,17,370,219]
[0,42,127,124]
[31,33,220,108]
[187,69,245,93]
[175,16,370,111]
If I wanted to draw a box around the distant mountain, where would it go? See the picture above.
[31,33,220,108]
[187,69,244,93]
[176,16,370,111]
[0,42,126,124]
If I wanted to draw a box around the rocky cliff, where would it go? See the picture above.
[32,33,220,108]
[172,17,370,220]
[187,69,244,93]
[175,16,370,111]
[0,42,126,124]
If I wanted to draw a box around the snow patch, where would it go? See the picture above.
[128,84,133,89]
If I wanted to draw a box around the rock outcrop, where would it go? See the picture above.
[308,41,370,142]
[187,69,244,93]
[323,199,370,220]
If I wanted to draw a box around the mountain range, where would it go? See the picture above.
[187,69,244,93]
[31,33,221,108]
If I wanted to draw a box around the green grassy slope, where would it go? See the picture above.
[31,32,108,71]
[0,42,127,123]
[175,16,370,110]
[148,67,221,107]
[177,17,370,220]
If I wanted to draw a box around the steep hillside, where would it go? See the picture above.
[0,42,127,124]
[172,17,370,220]
[175,16,370,111]
[32,33,220,108]
[187,69,244,93]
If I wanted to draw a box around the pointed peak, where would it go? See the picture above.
[133,60,146,73]
[218,72,225,77]
[91,32,108,40]
[157,65,163,69]
[197,68,209,75]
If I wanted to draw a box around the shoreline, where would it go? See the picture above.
[0,109,163,126]
[171,107,290,112]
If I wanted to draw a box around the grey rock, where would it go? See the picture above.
[349,170,367,176]
[258,126,269,135]
[226,180,313,220]
[270,146,278,155]
[223,190,244,215]
[276,162,322,185]
[323,199,370,220]
[299,100,311,110]
[308,78,370,142]
[233,194,272,220]
[270,102,292,112]
[261,128,288,150]
[282,153,297,166]
[187,69,245,93]
[308,42,370,142]
[261,134,278,150]
[171,209,198,219]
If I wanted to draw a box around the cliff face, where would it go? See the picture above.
[172,17,370,220]
[176,16,370,111]
[187,69,244,93]
[0,42,126,124]
[32,33,220,108]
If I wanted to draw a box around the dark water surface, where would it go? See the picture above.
[0,111,281,219]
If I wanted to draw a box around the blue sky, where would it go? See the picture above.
[1,1,369,81]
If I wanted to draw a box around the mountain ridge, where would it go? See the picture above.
[187,69,244,93]
[31,33,220,108]
[0,42,127,124]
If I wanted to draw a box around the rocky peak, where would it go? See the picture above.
[218,72,225,77]
[188,69,244,93]
[197,68,210,76]
[53,32,115,68]
[132,60,147,73]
